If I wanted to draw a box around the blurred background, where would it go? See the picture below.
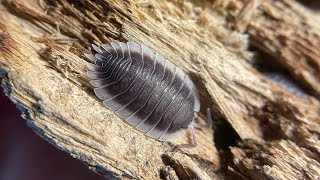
[0,82,105,180]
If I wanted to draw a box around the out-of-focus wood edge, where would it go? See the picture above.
[232,140,320,179]
[234,0,320,98]
[0,0,319,179]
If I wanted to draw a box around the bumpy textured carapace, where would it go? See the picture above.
[85,41,200,141]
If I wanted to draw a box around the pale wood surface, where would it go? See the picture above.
[0,0,319,179]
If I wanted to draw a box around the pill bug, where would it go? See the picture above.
[85,41,210,143]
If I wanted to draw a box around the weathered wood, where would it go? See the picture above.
[0,0,319,179]
[244,0,320,98]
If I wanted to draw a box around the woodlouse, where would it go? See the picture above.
[85,41,211,147]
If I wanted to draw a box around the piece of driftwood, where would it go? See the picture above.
[0,0,319,179]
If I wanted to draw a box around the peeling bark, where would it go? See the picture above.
[0,0,319,179]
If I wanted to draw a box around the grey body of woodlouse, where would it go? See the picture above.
[85,41,210,143]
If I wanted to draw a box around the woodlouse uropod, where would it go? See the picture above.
[85,41,211,148]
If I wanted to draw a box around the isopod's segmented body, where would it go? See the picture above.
[86,41,200,141]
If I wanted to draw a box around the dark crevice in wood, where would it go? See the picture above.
[213,118,239,153]
[250,46,310,97]
[213,118,241,178]
[296,0,320,10]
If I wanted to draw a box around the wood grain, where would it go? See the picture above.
[0,0,319,179]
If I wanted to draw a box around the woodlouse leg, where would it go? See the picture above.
[194,108,212,129]
[173,123,197,152]
[173,108,212,152]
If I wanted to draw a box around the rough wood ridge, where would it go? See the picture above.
[0,0,319,179]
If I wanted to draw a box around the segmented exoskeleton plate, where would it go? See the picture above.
[85,41,200,141]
